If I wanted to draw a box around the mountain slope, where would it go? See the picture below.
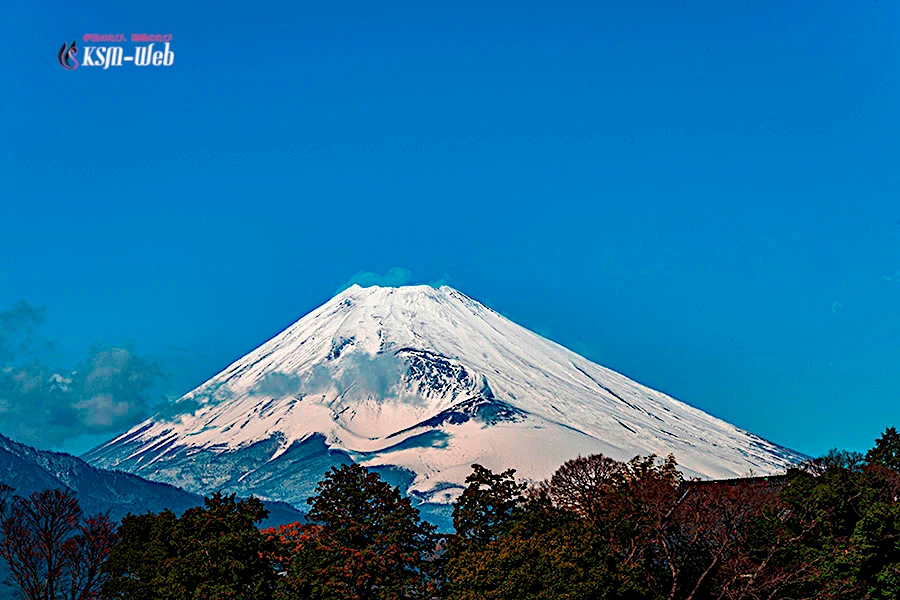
[0,433,303,525]
[86,285,802,514]
[0,432,200,520]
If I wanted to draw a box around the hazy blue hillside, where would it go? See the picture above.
[0,433,303,526]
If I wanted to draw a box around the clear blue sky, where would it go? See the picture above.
[2,0,899,457]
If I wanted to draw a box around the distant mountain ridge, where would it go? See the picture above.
[86,284,804,523]
[0,433,302,525]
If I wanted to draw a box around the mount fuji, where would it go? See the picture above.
[85,285,802,521]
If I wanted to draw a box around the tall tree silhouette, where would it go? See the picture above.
[866,426,900,471]
[0,488,116,600]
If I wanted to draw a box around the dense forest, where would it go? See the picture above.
[3,427,900,599]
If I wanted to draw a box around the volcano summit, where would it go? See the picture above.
[85,285,802,515]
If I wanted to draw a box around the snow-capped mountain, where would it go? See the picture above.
[85,285,802,516]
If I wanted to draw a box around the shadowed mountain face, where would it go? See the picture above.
[85,284,803,524]
[0,433,302,526]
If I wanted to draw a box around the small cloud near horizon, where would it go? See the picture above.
[882,271,900,284]
[336,268,454,294]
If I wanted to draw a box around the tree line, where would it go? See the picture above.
[3,427,900,599]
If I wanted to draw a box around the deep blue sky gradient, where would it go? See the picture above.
[3,1,900,456]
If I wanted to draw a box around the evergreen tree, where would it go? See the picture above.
[866,427,900,471]
[446,484,649,600]
[101,510,178,600]
[451,464,526,547]
[101,493,276,600]
[273,464,437,600]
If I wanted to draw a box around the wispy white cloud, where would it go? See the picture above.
[337,267,413,293]
[0,301,163,447]
[882,271,900,283]
[336,268,454,293]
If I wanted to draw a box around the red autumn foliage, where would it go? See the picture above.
[0,486,116,600]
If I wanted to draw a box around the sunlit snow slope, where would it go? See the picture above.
[86,285,802,511]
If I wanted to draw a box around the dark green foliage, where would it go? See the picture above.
[756,440,900,599]
[101,510,178,600]
[866,427,900,472]
[101,492,276,600]
[446,521,648,600]
[446,481,648,600]
[444,443,900,600]
[272,463,438,600]
[78,426,900,599]
[451,464,527,546]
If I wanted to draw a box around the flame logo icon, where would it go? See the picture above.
[58,40,79,70]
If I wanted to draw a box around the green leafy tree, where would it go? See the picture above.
[846,501,900,599]
[770,440,900,599]
[101,492,276,600]
[451,464,527,547]
[100,510,178,600]
[446,487,649,600]
[866,427,900,472]
[446,522,649,600]
[273,464,437,600]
